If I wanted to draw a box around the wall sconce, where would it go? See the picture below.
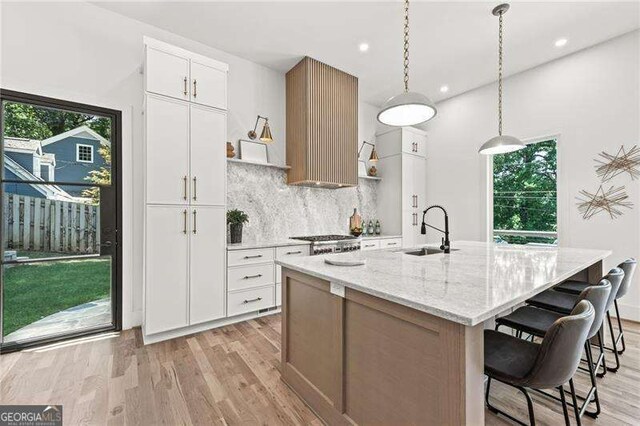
[248,115,273,143]
[358,141,379,162]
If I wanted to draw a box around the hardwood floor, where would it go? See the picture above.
[0,314,638,425]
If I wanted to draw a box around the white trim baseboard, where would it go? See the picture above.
[141,307,281,345]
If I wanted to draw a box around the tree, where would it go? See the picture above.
[3,101,111,140]
[493,140,557,244]
[82,144,111,203]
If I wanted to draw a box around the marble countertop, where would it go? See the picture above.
[227,238,311,251]
[361,235,402,240]
[276,241,611,326]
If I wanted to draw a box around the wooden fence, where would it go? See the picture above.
[2,194,100,254]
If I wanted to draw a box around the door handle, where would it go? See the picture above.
[183,176,188,200]
[193,79,197,98]
[183,209,187,234]
[183,77,188,96]
[242,297,263,304]
[192,210,197,234]
[192,176,197,201]
[243,274,263,280]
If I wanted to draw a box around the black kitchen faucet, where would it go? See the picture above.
[421,205,451,254]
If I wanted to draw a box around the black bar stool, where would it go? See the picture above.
[495,278,612,419]
[556,258,636,361]
[528,268,625,373]
[485,301,595,426]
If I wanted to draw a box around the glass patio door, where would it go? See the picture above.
[0,90,121,352]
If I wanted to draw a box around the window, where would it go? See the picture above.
[492,139,557,245]
[77,144,93,163]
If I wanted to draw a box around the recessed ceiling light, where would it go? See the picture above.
[555,38,568,47]
[359,43,369,52]
[440,85,449,93]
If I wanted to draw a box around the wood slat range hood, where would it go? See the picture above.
[286,57,358,188]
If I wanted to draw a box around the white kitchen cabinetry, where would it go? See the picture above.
[191,60,227,110]
[189,206,226,325]
[190,105,227,205]
[144,205,189,335]
[376,127,428,248]
[143,37,228,343]
[145,95,190,205]
[144,37,228,109]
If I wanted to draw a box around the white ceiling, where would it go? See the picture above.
[96,1,640,106]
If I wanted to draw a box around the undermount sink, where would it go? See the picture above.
[403,247,459,256]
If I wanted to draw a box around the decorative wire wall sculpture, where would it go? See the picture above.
[595,145,640,182]
[576,185,633,220]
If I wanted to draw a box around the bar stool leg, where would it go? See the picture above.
[614,300,626,354]
[558,386,571,426]
[569,378,581,426]
[584,343,601,418]
[596,329,608,378]
[606,311,621,372]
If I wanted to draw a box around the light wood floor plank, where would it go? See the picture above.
[0,314,637,425]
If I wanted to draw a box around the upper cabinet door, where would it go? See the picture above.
[190,60,227,110]
[401,130,427,158]
[190,105,226,206]
[145,47,190,101]
[146,95,190,204]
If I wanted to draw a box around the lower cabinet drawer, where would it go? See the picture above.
[228,286,275,316]
[228,264,274,291]
[380,238,402,249]
[361,240,380,251]
[276,283,282,306]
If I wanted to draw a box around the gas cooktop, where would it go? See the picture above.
[291,235,358,242]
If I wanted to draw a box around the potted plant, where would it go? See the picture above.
[227,209,249,244]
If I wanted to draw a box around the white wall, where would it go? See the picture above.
[0,2,380,329]
[425,31,640,320]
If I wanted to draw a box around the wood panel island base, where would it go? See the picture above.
[281,268,483,425]
[277,242,610,425]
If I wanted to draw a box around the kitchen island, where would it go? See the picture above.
[276,241,610,425]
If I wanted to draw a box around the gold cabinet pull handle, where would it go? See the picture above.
[183,209,187,234]
[193,79,197,98]
[193,176,197,201]
[183,77,188,96]
[183,176,188,200]
[192,209,197,234]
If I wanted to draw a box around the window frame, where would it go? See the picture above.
[76,143,94,163]
[486,134,562,246]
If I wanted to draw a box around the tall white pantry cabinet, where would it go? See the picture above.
[143,37,228,340]
[376,127,428,248]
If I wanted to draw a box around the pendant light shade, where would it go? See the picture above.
[377,0,437,127]
[478,135,525,155]
[479,3,525,155]
[377,92,437,127]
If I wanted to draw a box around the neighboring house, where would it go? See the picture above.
[4,156,74,201]
[41,125,109,196]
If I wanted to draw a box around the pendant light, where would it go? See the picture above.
[478,4,525,155]
[377,0,437,127]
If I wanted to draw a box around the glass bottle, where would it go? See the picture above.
[367,220,374,235]
[349,208,362,236]
[375,220,381,235]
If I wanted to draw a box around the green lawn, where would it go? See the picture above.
[3,255,111,336]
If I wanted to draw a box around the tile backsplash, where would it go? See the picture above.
[227,161,378,242]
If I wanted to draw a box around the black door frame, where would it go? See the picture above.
[0,89,122,353]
